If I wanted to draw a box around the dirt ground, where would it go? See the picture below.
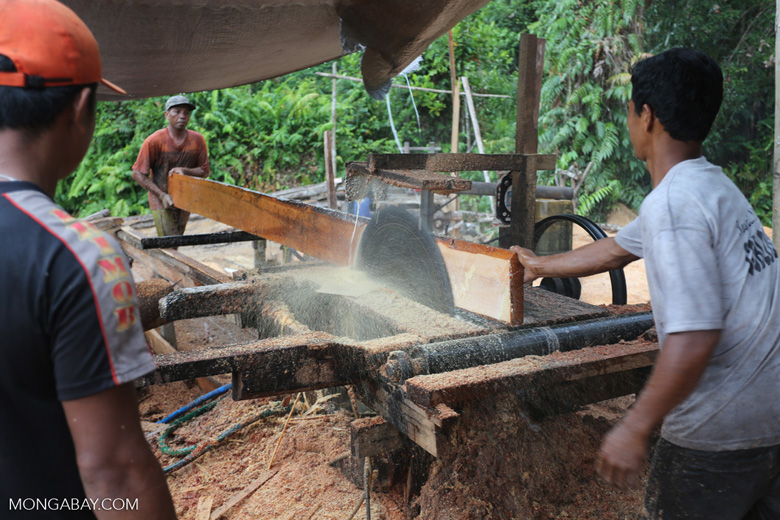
[134,209,654,520]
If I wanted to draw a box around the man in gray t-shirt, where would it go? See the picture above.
[513,49,780,519]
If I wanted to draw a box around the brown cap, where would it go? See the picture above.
[0,0,126,94]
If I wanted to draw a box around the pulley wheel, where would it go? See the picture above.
[534,214,627,305]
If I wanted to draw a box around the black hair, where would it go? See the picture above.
[0,55,97,134]
[631,48,723,142]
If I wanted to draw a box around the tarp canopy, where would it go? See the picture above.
[61,0,491,101]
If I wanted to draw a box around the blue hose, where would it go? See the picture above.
[157,383,232,424]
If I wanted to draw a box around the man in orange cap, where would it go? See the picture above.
[0,0,176,518]
[132,94,210,237]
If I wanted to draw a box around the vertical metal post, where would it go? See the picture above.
[420,190,434,233]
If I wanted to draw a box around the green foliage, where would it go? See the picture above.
[56,0,774,226]
[530,0,650,219]
[642,0,775,224]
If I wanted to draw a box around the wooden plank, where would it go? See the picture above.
[347,162,472,193]
[354,381,447,457]
[367,153,556,173]
[436,238,523,325]
[119,227,231,287]
[350,417,404,459]
[168,174,367,266]
[210,470,277,520]
[405,341,658,408]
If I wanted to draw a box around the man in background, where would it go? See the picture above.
[132,94,210,237]
[0,0,176,518]
[513,48,780,518]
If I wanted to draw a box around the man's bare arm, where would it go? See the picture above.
[62,383,177,520]
[595,329,720,489]
[132,170,173,208]
[511,237,639,283]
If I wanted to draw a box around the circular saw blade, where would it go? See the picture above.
[356,206,454,314]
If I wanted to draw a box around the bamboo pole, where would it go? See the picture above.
[462,76,495,215]
[267,393,302,469]
[448,31,461,154]
[331,62,338,182]
[448,30,462,237]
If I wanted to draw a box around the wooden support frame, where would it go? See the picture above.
[509,33,547,250]
[404,342,658,409]
[347,162,472,193]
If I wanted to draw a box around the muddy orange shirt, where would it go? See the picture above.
[133,128,210,210]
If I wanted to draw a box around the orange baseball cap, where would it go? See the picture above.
[0,0,126,94]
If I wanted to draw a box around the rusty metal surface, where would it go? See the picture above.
[347,162,473,193]
[366,153,557,173]
[62,0,491,101]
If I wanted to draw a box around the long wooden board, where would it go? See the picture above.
[168,174,367,266]
[168,175,522,324]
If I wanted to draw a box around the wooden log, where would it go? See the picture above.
[404,341,658,408]
[350,416,403,459]
[366,153,556,174]
[136,279,174,330]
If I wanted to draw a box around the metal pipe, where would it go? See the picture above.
[140,230,259,249]
[383,312,653,382]
[463,181,574,200]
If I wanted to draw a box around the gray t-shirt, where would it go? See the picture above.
[616,157,780,451]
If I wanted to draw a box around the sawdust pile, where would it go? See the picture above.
[140,384,406,520]
[415,395,648,520]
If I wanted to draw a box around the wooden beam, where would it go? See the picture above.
[353,381,455,457]
[404,341,658,408]
[168,174,367,267]
[145,329,222,392]
[366,153,556,174]
[140,333,360,395]
[509,34,547,249]
[350,417,403,459]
